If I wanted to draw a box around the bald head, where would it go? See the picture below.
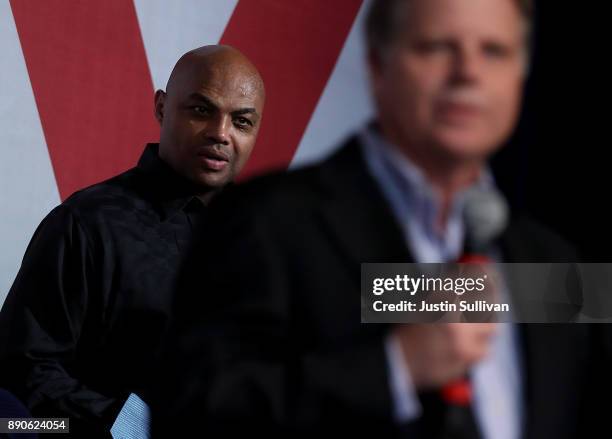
[154,45,265,195]
[166,45,265,103]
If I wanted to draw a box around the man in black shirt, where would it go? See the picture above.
[0,44,265,437]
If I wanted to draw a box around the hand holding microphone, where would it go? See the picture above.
[393,188,509,394]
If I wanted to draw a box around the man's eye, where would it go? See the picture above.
[483,43,510,59]
[192,106,211,115]
[415,41,452,55]
[234,117,252,129]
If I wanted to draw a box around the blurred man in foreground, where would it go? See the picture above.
[0,45,265,438]
[154,1,604,437]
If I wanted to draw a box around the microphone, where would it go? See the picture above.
[442,188,509,407]
[459,188,509,262]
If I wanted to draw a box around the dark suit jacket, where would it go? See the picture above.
[152,137,606,437]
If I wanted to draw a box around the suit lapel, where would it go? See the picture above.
[314,137,413,276]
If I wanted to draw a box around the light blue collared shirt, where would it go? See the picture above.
[360,125,523,439]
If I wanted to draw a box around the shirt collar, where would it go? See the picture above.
[137,143,205,221]
[360,122,495,216]
[359,122,498,261]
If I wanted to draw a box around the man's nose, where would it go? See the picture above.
[205,114,230,145]
[451,46,482,85]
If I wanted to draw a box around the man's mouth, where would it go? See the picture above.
[198,148,230,171]
[436,101,482,123]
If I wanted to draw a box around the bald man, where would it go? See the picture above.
[0,45,265,438]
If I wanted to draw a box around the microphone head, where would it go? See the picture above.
[463,187,509,253]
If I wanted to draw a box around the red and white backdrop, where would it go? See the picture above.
[0,0,375,306]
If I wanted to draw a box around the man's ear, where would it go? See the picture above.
[154,90,166,124]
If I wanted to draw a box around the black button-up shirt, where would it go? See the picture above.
[0,144,206,436]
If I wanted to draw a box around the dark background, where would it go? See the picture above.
[492,1,611,260]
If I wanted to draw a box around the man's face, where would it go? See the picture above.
[370,0,526,162]
[155,63,264,189]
